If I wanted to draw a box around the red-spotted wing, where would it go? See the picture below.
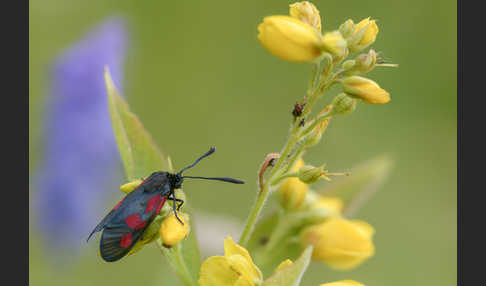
[89,182,170,262]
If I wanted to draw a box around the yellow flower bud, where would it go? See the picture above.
[332,93,357,115]
[305,105,332,147]
[199,237,263,286]
[302,217,375,270]
[120,179,143,194]
[321,31,347,56]
[320,280,364,286]
[289,1,322,32]
[258,15,323,62]
[274,259,293,273]
[279,159,308,210]
[339,19,355,39]
[353,49,378,74]
[342,59,356,70]
[159,213,190,247]
[348,17,378,52]
[312,196,344,216]
[342,76,390,104]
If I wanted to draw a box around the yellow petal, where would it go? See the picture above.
[313,196,344,215]
[234,276,254,286]
[160,213,190,246]
[199,256,239,286]
[355,18,370,31]
[320,280,364,286]
[351,220,375,238]
[227,254,260,285]
[274,259,293,273]
[120,179,143,194]
[321,31,347,56]
[224,237,262,280]
[289,1,322,32]
[343,76,390,104]
[302,217,375,270]
[258,15,322,62]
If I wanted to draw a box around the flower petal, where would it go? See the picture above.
[224,237,263,280]
[199,256,239,286]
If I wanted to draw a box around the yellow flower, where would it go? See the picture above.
[342,76,390,104]
[312,196,344,216]
[199,237,263,286]
[348,17,378,52]
[120,179,143,194]
[258,15,323,62]
[302,217,375,270]
[279,159,308,210]
[289,1,322,32]
[160,213,190,247]
[320,280,364,286]
[321,31,347,56]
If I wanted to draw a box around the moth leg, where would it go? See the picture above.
[170,192,184,225]
[167,197,184,211]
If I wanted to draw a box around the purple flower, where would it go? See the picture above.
[34,17,128,255]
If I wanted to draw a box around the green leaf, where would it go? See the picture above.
[105,67,200,286]
[104,67,168,180]
[262,246,313,286]
[179,218,201,284]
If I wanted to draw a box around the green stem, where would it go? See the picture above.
[239,64,336,247]
[299,109,335,137]
[157,241,198,286]
[270,172,299,186]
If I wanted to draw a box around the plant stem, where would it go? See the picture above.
[157,241,198,286]
[239,64,331,247]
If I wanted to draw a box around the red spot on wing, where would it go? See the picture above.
[125,214,147,230]
[113,199,124,210]
[120,233,132,248]
[155,196,168,215]
[145,194,162,213]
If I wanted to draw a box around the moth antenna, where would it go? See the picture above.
[183,176,244,184]
[178,147,216,175]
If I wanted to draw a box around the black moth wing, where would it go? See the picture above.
[87,171,171,242]
[87,182,145,242]
[99,182,172,262]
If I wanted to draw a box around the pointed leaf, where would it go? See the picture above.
[104,67,168,180]
[105,67,200,285]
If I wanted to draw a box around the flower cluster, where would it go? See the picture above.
[258,1,392,105]
[190,1,394,284]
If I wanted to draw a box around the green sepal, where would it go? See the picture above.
[262,246,313,286]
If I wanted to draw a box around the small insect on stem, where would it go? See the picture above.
[292,102,306,119]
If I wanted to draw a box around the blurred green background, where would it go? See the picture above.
[29,0,456,285]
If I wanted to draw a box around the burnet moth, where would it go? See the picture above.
[87,147,244,262]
